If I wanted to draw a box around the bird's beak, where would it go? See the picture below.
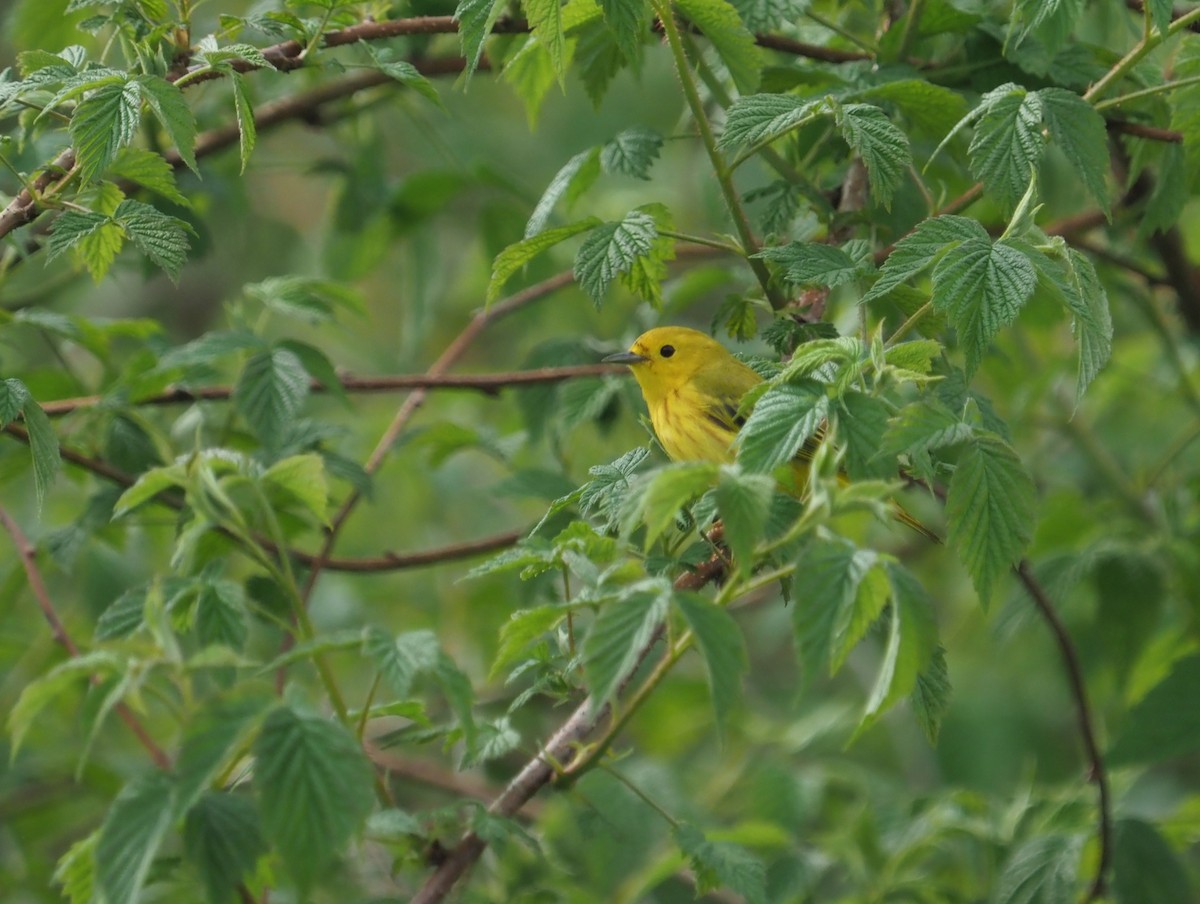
[603,350,649,365]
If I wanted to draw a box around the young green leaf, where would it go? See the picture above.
[675,824,767,904]
[183,792,267,904]
[1108,654,1200,767]
[454,0,507,75]
[363,627,440,698]
[52,831,97,904]
[234,346,310,446]
[71,79,140,183]
[136,75,198,175]
[526,150,602,238]
[21,396,61,510]
[1038,87,1109,216]
[231,72,256,173]
[968,86,1045,211]
[525,0,567,79]
[864,215,985,303]
[854,79,970,138]
[931,236,1037,375]
[194,578,249,650]
[992,834,1081,904]
[175,695,273,812]
[489,218,601,303]
[113,199,191,281]
[860,564,937,726]
[582,590,669,712]
[262,453,328,523]
[630,461,720,546]
[574,209,659,306]
[673,591,748,741]
[96,771,177,904]
[490,605,566,679]
[107,147,188,205]
[1060,248,1113,402]
[675,0,762,94]
[718,93,823,151]
[254,705,375,890]
[754,241,864,288]
[735,380,828,474]
[600,127,663,179]
[946,433,1037,606]
[835,103,912,208]
[714,466,773,576]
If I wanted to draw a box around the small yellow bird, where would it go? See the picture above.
[603,325,939,542]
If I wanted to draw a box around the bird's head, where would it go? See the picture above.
[602,326,727,401]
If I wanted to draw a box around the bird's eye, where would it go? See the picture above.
[660,345,675,358]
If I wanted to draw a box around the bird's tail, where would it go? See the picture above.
[892,500,942,544]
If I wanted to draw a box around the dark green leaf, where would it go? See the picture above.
[525,149,602,238]
[234,347,310,446]
[184,792,266,904]
[0,378,30,426]
[231,72,256,173]
[946,433,1037,606]
[114,199,190,280]
[490,606,566,678]
[1112,818,1193,904]
[855,79,970,138]
[882,399,974,460]
[176,695,272,812]
[583,590,668,712]
[836,103,912,208]
[673,591,748,741]
[254,705,375,890]
[136,75,198,175]
[455,0,507,75]
[1038,87,1110,216]
[730,0,806,31]
[676,0,761,93]
[754,241,864,288]
[600,127,663,179]
[718,93,823,151]
[107,146,188,206]
[261,453,328,523]
[792,537,875,684]
[838,391,894,480]
[675,824,767,904]
[574,209,658,306]
[22,396,61,510]
[864,215,985,303]
[736,380,828,474]
[911,644,951,743]
[1108,654,1200,766]
[991,834,1081,904]
[489,218,601,303]
[96,771,176,904]
[47,210,112,262]
[363,627,439,698]
[714,466,773,576]
[861,564,936,724]
[969,85,1045,211]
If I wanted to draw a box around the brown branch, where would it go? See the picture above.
[1014,561,1112,901]
[0,505,172,770]
[40,364,625,416]
[1107,119,1183,142]
[411,550,727,904]
[1148,226,1200,333]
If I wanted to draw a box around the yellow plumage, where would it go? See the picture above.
[604,325,939,543]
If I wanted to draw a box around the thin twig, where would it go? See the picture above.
[1014,561,1112,901]
[1106,119,1183,143]
[0,506,172,770]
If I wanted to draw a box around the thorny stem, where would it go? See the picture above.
[1093,72,1200,111]
[1084,7,1200,103]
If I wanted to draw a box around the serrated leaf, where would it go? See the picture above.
[1112,818,1192,904]
[363,627,440,698]
[583,590,669,711]
[792,537,872,683]
[754,241,863,288]
[107,147,188,205]
[1060,248,1112,401]
[231,72,256,173]
[969,86,1045,211]
[882,399,973,459]
[883,339,942,374]
[525,0,566,79]
[254,706,375,890]
[363,45,441,106]
[22,397,61,510]
[673,591,747,740]
[1108,654,1200,767]
[855,78,969,138]
[184,792,267,904]
[1012,0,1084,55]
[114,199,190,280]
[946,433,1037,606]
[195,579,248,650]
[864,215,986,303]
[0,378,30,426]
[838,391,894,480]
[991,834,1081,904]
[861,564,936,726]
[176,695,272,812]
[718,93,822,151]
[434,653,478,756]
[490,606,566,679]
[632,462,720,545]
[489,218,601,304]
[735,380,828,474]
[262,453,328,523]
[52,831,97,904]
[836,103,911,208]
[598,0,647,62]
[574,209,658,306]
[96,772,176,904]
[234,347,310,446]
[675,824,767,904]
[112,464,184,517]
[911,644,951,743]
[71,79,140,183]
[526,149,602,238]
[932,237,1037,375]
[1038,87,1109,216]
[730,0,806,30]
[47,209,111,262]
[136,74,198,175]
[600,127,663,179]
[1171,38,1200,182]
[714,465,773,577]
[676,0,762,94]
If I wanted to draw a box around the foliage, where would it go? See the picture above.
[1,1,1199,903]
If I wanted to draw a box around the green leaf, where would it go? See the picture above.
[735,380,828,474]
[184,792,267,904]
[526,149,602,238]
[864,215,986,303]
[246,275,364,322]
[70,79,140,183]
[489,218,601,304]
[991,834,1081,904]
[525,0,566,79]
[7,651,122,756]
[601,127,663,179]
[113,199,190,280]
[1060,248,1112,401]
[793,537,870,683]
[1171,38,1200,182]
[22,396,61,510]
[363,627,440,698]
[231,72,256,173]
[52,831,97,904]
[96,771,177,904]
[619,203,675,306]
[0,377,30,427]
[597,0,647,61]
[754,241,864,288]
[675,824,767,904]
[855,79,970,138]
[47,209,112,265]
[969,85,1045,211]
[455,0,506,73]
[911,644,951,743]
[673,591,748,741]
[838,391,894,480]
[714,465,773,576]
[176,695,272,812]
[490,606,566,679]
[113,464,185,517]
[1037,87,1110,216]
[883,338,942,375]
[946,433,1037,606]
[574,209,659,306]
[631,461,719,545]
[107,147,188,205]
[931,237,1037,375]
[434,653,479,756]
[1012,0,1084,54]
[1146,0,1174,36]
[362,45,441,106]
[583,590,669,711]
[718,93,822,151]
[254,705,375,890]
[730,0,806,30]
[836,103,912,208]
[882,399,974,460]
[676,0,762,94]
[234,347,310,446]
[1108,654,1200,766]
[136,75,198,174]
[1112,818,1193,904]
[262,453,328,523]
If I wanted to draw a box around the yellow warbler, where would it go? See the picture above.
[603,325,939,542]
